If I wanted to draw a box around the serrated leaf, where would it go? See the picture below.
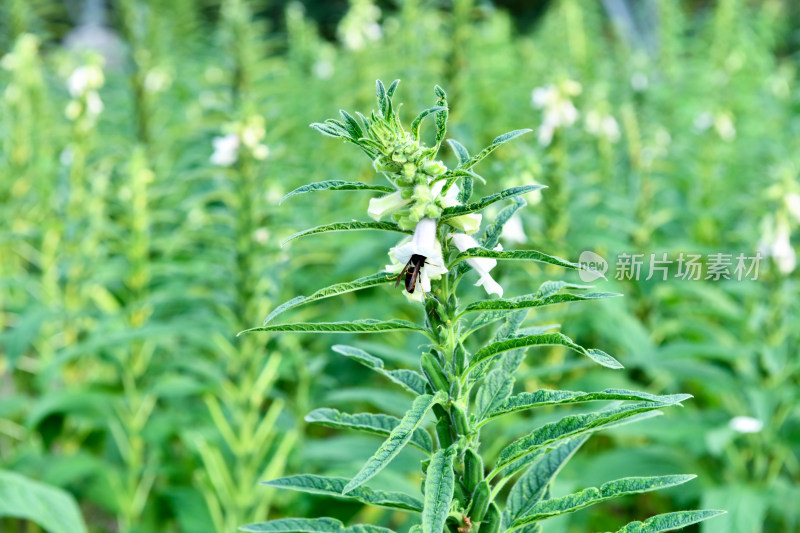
[461,129,532,170]
[0,470,88,533]
[305,408,433,453]
[282,221,412,245]
[448,249,602,279]
[240,517,345,532]
[241,319,430,337]
[264,273,396,325]
[263,474,422,512]
[280,181,394,204]
[332,345,427,395]
[343,392,445,494]
[495,402,673,469]
[504,436,588,523]
[610,510,726,532]
[481,197,526,249]
[411,106,447,141]
[441,185,546,220]
[458,292,619,317]
[511,475,697,527]
[480,389,691,425]
[467,332,623,373]
[422,448,456,533]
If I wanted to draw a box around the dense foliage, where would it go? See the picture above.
[0,0,798,532]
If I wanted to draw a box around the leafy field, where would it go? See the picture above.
[1,1,798,532]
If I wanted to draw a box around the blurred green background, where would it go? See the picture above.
[1,0,798,531]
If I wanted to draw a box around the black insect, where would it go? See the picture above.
[396,254,427,294]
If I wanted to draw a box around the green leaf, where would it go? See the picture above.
[376,80,388,116]
[535,280,595,298]
[448,249,602,279]
[447,139,470,166]
[241,319,430,337]
[280,181,394,204]
[480,389,691,425]
[432,86,448,153]
[305,408,433,453]
[340,110,364,139]
[0,470,88,533]
[458,292,620,317]
[461,129,532,170]
[240,518,345,532]
[440,185,546,220]
[343,392,445,494]
[386,79,400,99]
[495,402,674,469]
[610,510,726,532]
[411,106,447,141]
[263,273,397,324]
[263,474,422,512]
[468,332,623,373]
[481,197,525,249]
[510,475,697,527]
[282,221,411,246]
[332,345,427,395]
[345,526,398,533]
[475,367,515,422]
[504,437,588,523]
[422,448,456,533]
[311,122,346,138]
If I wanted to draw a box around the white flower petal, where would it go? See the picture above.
[368,191,410,221]
[475,273,503,297]
[729,416,763,434]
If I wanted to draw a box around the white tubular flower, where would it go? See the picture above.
[432,182,482,234]
[501,215,527,244]
[729,416,763,434]
[450,233,503,297]
[210,133,240,167]
[386,218,447,302]
[368,191,411,221]
[68,65,104,98]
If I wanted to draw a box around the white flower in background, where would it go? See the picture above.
[630,72,648,92]
[585,110,621,143]
[450,233,503,297]
[313,59,334,80]
[67,64,104,98]
[758,218,796,274]
[729,416,763,434]
[693,112,714,132]
[386,218,448,302]
[714,112,736,141]
[368,191,411,221]
[786,192,800,223]
[501,215,526,244]
[144,68,172,94]
[531,80,581,146]
[211,133,240,167]
[338,0,382,51]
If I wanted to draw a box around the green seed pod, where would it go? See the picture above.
[452,480,467,506]
[421,351,449,392]
[453,342,467,375]
[449,379,461,399]
[435,417,454,449]
[425,297,445,333]
[478,503,501,533]
[464,448,483,493]
[451,404,470,436]
[469,481,491,523]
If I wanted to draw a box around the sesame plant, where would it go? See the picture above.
[241,81,724,533]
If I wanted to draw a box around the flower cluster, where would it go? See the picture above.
[211,114,269,167]
[65,63,105,125]
[531,79,581,146]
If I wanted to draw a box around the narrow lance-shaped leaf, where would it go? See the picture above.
[411,106,447,141]
[480,389,691,426]
[339,110,364,139]
[458,292,620,317]
[447,139,470,166]
[282,221,412,246]
[510,475,697,527]
[343,392,445,494]
[467,332,623,373]
[448,249,604,280]
[461,129,532,170]
[263,272,396,324]
[495,402,677,470]
[332,345,427,395]
[305,408,433,453]
[610,510,726,533]
[440,185,546,220]
[240,517,345,532]
[241,319,431,338]
[346,526,398,533]
[280,181,394,204]
[263,474,423,512]
[422,447,456,533]
[504,436,589,523]
[432,85,448,154]
[535,280,595,298]
[481,197,525,249]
